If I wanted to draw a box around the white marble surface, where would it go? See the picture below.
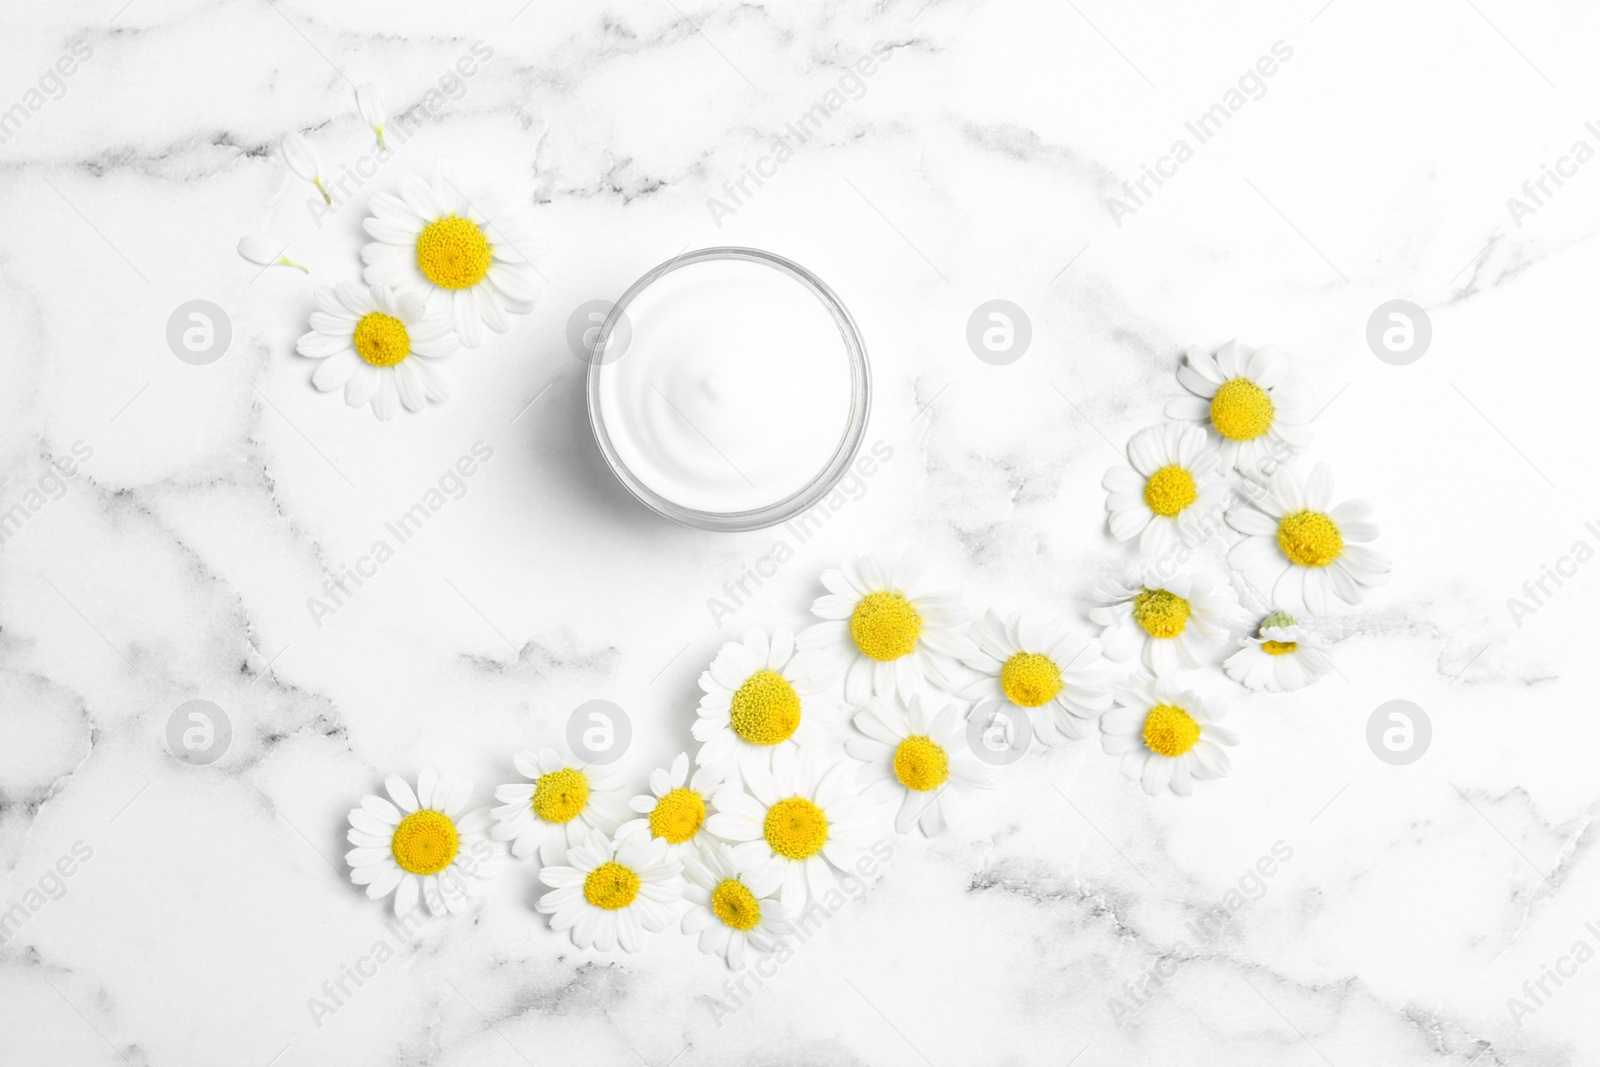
[2,0,1598,1064]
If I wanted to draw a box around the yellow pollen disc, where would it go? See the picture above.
[583,861,641,911]
[531,768,589,824]
[415,216,492,290]
[648,787,705,844]
[728,670,802,746]
[353,311,411,367]
[893,735,950,792]
[1143,464,1198,517]
[763,797,828,861]
[1132,588,1191,639]
[1277,510,1343,567]
[1142,703,1201,758]
[1210,377,1275,441]
[1000,651,1063,707]
[849,591,922,662]
[1261,640,1298,655]
[711,878,762,931]
[390,810,459,876]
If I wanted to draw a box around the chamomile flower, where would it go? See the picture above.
[1103,423,1229,556]
[295,280,458,420]
[958,610,1111,744]
[795,551,968,705]
[846,694,996,836]
[535,828,683,953]
[1224,611,1334,692]
[1164,341,1312,475]
[681,844,793,968]
[695,625,824,780]
[491,748,629,866]
[1100,675,1237,797]
[706,747,876,908]
[1090,568,1229,675]
[361,163,545,348]
[345,769,497,916]
[617,752,724,858]
[1225,462,1389,615]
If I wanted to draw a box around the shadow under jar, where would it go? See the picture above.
[586,247,871,532]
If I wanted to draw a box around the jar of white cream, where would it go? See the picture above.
[586,248,871,531]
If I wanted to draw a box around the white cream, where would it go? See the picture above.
[595,256,855,515]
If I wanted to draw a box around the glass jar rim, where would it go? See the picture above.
[585,247,872,532]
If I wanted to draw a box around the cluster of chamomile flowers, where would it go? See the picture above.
[1095,340,1391,794]
[243,83,545,420]
[343,354,1390,963]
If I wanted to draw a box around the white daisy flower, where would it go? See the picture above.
[237,234,307,273]
[295,280,458,420]
[345,769,498,916]
[695,625,825,781]
[1089,567,1229,675]
[681,843,793,969]
[846,694,996,837]
[1103,422,1229,557]
[705,747,877,909]
[361,163,545,348]
[1224,611,1334,692]
[958,610,1111,744]
[1100,675,1237,797]
[355,83,387,149]
[491,748,629,866]
[617,752,725,859]
[281,131,330,204]
[1164,341,1312,475]
[1225,462,1389,615]
[795,551,968,706]
[535,828,683,953]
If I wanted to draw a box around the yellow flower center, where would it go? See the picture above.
[647,787,705,844]
[728,670,802,746]
[849,591,922,662]
[1000,652,1063,707]
[1143,464,1198,517]
[1277,510,1343,567]
[390,810,459,875]
[1132,588,1190,639]
[763,797,828,861]
[1261,640,1298,656]
[711,878,762,931]
[583,861,641,911]
[531,768,589,824]
[1142,704,1201,758]
[892,735,950,792]
[1210,378,1274,441]
[353,311,411,367]
[415,216,492,290]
